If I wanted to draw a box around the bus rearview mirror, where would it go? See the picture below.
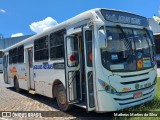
[99,29,107,48]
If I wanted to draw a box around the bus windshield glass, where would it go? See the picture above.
[100,26,155,72]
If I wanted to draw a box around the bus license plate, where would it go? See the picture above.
[133,92,143,98]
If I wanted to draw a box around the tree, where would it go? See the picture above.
[153,16,160,24]
[152,8,160,25]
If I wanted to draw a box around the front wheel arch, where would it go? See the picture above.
[52,79,63,98]
[56,84,73,111]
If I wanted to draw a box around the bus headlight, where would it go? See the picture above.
[153,77,157,85]
[98,79,117,94]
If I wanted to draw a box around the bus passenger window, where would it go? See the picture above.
[50,29,66,59]
[9,50,13,64]
[34,36,49,61]
[18,45,24,63]
[12,48,18,64]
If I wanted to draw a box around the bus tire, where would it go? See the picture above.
[14,77,20,93]
[56,84,72,111]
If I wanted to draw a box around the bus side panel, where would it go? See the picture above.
[34,60,65,98]
[17,63,28,90]
[47,60,66,97]
[7,64,13,86]
[8,63,28,90]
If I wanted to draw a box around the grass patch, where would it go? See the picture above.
[114,78,160,120]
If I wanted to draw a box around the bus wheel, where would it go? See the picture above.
[56,84,72,111]
[14,77,20,93]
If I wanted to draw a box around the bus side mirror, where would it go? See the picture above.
[99,29,107,48]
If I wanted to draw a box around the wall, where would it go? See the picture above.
[148,18,160,34]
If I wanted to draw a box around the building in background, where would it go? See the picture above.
[148,18,160,34]
[0,35,33,72]
[0,35,33,50]
[148,17,160,65]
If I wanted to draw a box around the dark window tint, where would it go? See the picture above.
[0,51,3,57]
[12,48,18,63]
[85,31,92,67]
[50,29,66,59]
[87,71,95,107]
[18,45,24,63]
[34,36,49,61]
[28,49,33,68]
[9,50,13,64]
[148,30,155,45]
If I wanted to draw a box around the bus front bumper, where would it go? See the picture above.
[96,84,156,112]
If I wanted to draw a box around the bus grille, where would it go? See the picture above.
[118,95,151,105]
[114,87,154,106]
[120,72,149,78]
[120,78,149,85]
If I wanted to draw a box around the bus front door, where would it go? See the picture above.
[82,27,95,111]
[64,29,96,111]
[64,35,81,104]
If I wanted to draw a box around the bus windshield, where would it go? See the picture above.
[100,26,155,72]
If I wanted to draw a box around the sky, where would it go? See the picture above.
[0,0,160,38]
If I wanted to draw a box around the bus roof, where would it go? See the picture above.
[3,8,147,52]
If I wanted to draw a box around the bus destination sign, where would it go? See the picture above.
[101,9,149,26]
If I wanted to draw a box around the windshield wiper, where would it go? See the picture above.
[116,25,133,51]
[143,28,155,60]
[116,25,134,62]
[143,28,154,45]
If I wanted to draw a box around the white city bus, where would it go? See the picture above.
[0,50,3,72]
[3,8,157,112]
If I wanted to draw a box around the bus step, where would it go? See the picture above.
[29,90,36,94]
[75,102,86,109]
